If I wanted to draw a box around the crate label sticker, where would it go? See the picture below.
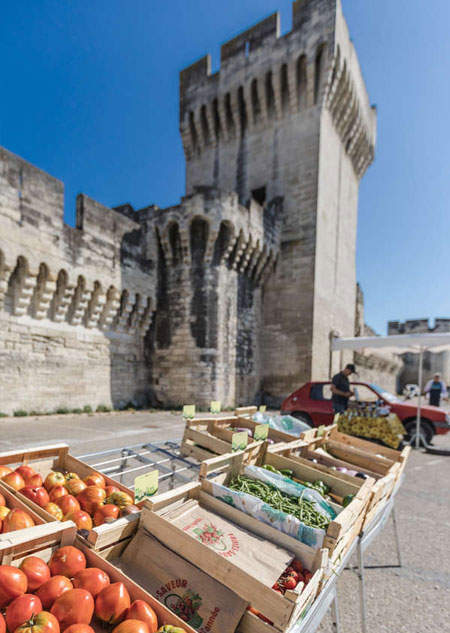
[232,431,248,452]
[210,400,221,414]
[254,423,269,441]
[183,404,196,419]
[259,405,267,413]
[134,470,158,502]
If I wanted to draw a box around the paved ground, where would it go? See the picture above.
[1,411,449,632]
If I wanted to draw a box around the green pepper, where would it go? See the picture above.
[342,494,354,507]
[263,464,281,474]
[279,468,294,478]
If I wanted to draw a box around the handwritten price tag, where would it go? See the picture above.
[183,404,196,419]
[210,401,221,414]
[254,423,269,441]
[134,470,158,502]
[259,405,267,413]
[232,431,248,452]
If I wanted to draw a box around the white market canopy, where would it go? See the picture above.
[331,331,450,448]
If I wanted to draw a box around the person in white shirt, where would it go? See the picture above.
[424,373,448,407]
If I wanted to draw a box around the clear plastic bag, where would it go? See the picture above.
[253,412,311,436]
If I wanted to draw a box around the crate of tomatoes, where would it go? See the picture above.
[0,445,141,553]
[0,482,51,540]
[0,520,194,633]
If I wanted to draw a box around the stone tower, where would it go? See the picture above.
[179,0,376,402]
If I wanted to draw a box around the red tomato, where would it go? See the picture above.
[105,492,134,510]
[0,613,5,633]
[62,511,92,531]
[55,496,80,515]
[6,594,43,633]
[51,589,94,630]
[0,566,27,608]
[43,504,64,521]
[83,473,105,489]
[94,505,119,526]
[2,472,25,491]
[65,481,87,497]
[95,583,131,624]
[2,509,35,533]
[27,474,44,488]
[77,487,106,515]
[121,506,140,516]
[15,466,36,482]
[126,601,158,633]
[0,493,5,506]
[49,487,68,503]
[0,466,12,478]
[36,577,73,609]
[63,473,80,484]
[49,547,86,578]
[113,620,149,633]
[73,568,110,598]
[21,487,50,508]
[14,611,60,633]
[63,626,95,633]
[19,557,51,592]
[291,559,303,573]
[104,486,119,496]
[44,473,66,492]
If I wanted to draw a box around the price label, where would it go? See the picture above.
[210,401,221,414]
[232,431,248,452]
[254,423,269,441]
[183,404,196,419]
[134,470,158,502]
[259,405,267,413]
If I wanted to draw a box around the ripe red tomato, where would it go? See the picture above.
[19,557,51,592]
[84,473,105,489]
[36,577,73,609]
[95,583,131,624]
[113,620,149,633]
[6,594,43,633]
[2,472,25,491]
[63,625,95,633]
[77,487,106,515]
[291,559,303,573]
[62,511,92,531]
[43,504,64,521]
[21,486,50,508]
[15,466,36,482]
[2,509,35,533]
[121,505,140,516]
[14,611,60,633]
[0,566,27,607]
[27,474,44,488]
[44,473,66,492]
[51,589,94,629]
[49,547,86,578]
[126,601,158,633]
[55,496,80,515]
[0,612,5,633]
[49,487,68,503]
[94,504,120,526]
[0,466,12,478]
[73,568,110,598]
[104,486,119,496]
[65,480,87,497]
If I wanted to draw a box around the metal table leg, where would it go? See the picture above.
[330,595,341,633]
[391,505,402,567]
[357,540,367,633]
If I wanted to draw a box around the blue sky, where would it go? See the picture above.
[1,1,449,334]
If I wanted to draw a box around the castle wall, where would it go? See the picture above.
[0,148,155,415]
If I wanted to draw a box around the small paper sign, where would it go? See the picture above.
[134,470,158,502]
[254,423,269,441]
[232,431,248,452]
[183,404,196,419]
[259,405,267,413]
[210,400,221,414]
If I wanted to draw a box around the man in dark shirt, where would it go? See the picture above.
[331,363,356,413]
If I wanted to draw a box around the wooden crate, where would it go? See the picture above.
[142,481,327,633]
[180,415,304,462]
[199,444,374,561]
[0,521,197,633]
[0,481,55,542]
[0,444,140,551]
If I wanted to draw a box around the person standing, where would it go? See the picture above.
[424,373,448,407]
[330,363,357,414]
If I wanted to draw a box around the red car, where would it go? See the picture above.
[281,381,450,445]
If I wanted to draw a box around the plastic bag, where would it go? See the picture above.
[252,412,311,436]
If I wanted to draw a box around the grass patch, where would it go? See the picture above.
[83,405,93,413]
[0,413,8,418]
[13,410,28,417]
[56,407,70,415]
[96,404,112,413]
[71,408,83,414]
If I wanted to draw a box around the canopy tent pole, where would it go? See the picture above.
[415,348,424,449]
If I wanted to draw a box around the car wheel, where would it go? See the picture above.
[404,420,434,447]
[290,412,313,427]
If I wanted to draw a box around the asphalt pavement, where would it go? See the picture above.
[1,410,449,632]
